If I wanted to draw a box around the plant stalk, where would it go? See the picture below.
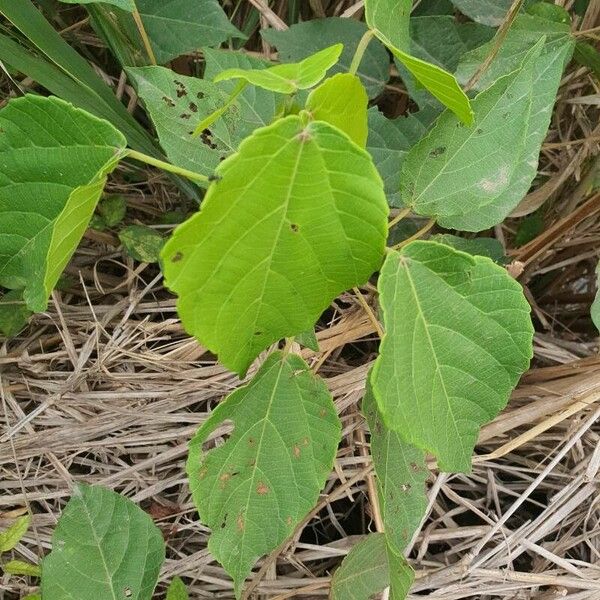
[349,29,375,76]
[126,149,209,184]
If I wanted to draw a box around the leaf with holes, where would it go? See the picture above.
[306,73,368,147]
[0,95,127,312]
[214,44,343,94]
[330,533,413,600]
[363,379,428,553]
[128,66,241,181]
[261,18,390,99]
[364,0,473,124]
[41,483,165,600]
[400,39,568,232]
[187,351,340,596]
[372,241,533,472]
[161,115,388,375]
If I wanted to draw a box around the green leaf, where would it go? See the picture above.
[455,14,571,92]
[41,483,165,600]
[449,0,517,26]
[128,66,241,181]
[305,73,368,147]
[364,0,473,124]
[22,594,41,600]
[0,515,30,552]
[365,0,412,51]
[574,41,600,78]
[364,381,428,553]
[367,106,436,207]
[261,18,390,99]
[0,95,127,312]
[136,0,244,64]
[215,44,343,94]
[295,328,319,352]
[4,560,41,577]
[0,289,31,338]
[401,39,560,232]
[526,2,571,24]
[187,351,341,596]
[330,534,413,600]
[166,576,188,600]
[161,115,388,375]
[119,225,164,263]
[97,196,127,228]
[203,48,279,130]
[372,241,533,472]
[430,234,506,263]
[515,212,544,246]
[59,0,134,10]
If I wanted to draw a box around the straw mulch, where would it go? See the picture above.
[2,1,600,598]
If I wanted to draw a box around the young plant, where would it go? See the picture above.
[0,1,579,598]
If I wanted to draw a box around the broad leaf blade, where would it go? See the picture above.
[330,534,413,600]
[372,241,533,472]
[187,352,341,596]
[367,106,436,207]
[128,66,241,180]
[161,115,388,375]
[0,95,127,312]
[166,577,188,600]
[306,73,368,147]
[41,484,165,600]
[136,0,244,64]
[450,0,520,26]
[363,381,428,553]
[215,44,343,94]
[401,39,552,232]
[364,0,473,124]
[261,18,390,99]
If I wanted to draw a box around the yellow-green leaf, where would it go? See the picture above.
[214,44,343,94]
[4,560,41,577]
[305,73,368,147]
[0,515,30,552]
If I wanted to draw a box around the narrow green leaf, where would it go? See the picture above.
[330,534,413,600]
[364,381,428,553]
[119,225,164,263]
[4,560,41,577]
[367,106,436,207]
[295,328,319,352]
[59,0,134,10]
[0,515,30,552]
[215,44,343,94]
[261,18,390,99]
[135,0,244,64]
[401,39,553,232]
[187,352,341,596]
[161,115,388,375]
[364,0,473,124]
[166,576,188,600]
[128,66,240,181]
[41,484,165,600]
[0,289,31,338]
[305,73,368,147]
[372,241,533,472]
[0,95,127,312]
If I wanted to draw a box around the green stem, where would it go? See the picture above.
[126,149,209,184]
[349,29,375,76]
[193,80,247,137]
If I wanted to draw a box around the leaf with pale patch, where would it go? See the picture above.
[187,351,341,596]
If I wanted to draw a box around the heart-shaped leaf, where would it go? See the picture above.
[161,115,388,375]
[0,95,127,312]
[187,351,341,596]
[372,241,533,472]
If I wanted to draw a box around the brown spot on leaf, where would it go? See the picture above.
[248,437,255,446]
[200,128,218,150]
[174,80,187,97]
[256,482,269,495]
[401,483,412,492]
[171,252,183,263]
[189,102,198,113]
[290,223,299,232]
[286,516,293,526]
[297,130,312,143]
[198,467,208,479]
[303,437,309,446]
[197,91,205,99]
[293,445,301,458]
[162,96,175,107]
[237,513,245,531]
[180,113,191,120]
[429,146,446,158]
